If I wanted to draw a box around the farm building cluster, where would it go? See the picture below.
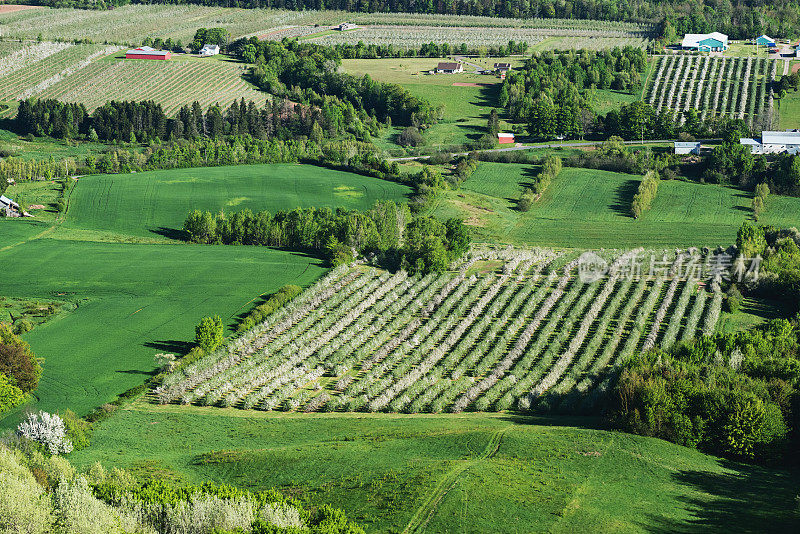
[740,131,800,155]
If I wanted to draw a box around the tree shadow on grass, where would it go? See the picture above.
[643,461,800,533]
[473,83,501,108]
[611,179,640,217]
[144,339,194,354]
[498,413,608,430]
[116,368,157,376]
[151,226,188,241]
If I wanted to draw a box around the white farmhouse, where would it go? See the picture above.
[199,44,220,57]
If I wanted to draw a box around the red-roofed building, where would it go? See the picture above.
[126,46,171,60]
[498,132,515,144]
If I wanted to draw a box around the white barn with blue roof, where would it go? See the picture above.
[682,32,729,52]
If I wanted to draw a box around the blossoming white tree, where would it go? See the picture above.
[17,411,73,455]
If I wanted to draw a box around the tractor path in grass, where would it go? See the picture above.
[403,426,510,534]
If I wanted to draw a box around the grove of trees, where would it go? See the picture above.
[183,200,470,274]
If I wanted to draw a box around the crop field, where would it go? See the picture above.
[66,163,411,238]
[0,7,655,45]
[307,25,649,50]
[0,42,124,105]
[348,13,655,33]
[29,54,264,114]
[157,247,725,414]
[0,5,341,45]
[71,406,800,533]
[646,55,778,129]
[432,163,800,248]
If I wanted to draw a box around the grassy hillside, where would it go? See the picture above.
[0,237,326,421]
[70,404,800,533]
[66,163,410,239]
[432,162,800,248]
[0,164,409,422]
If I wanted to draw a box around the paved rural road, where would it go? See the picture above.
[388,139,712,162]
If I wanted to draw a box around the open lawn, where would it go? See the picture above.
[778,87,800,130]
[431,162,800,248]
[65,163,410,239]
[70,404,800,533]
[0,163,409,423]
[343,58,501,148]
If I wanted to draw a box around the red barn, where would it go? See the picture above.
[498,132,515,144]
[126,46,171,60]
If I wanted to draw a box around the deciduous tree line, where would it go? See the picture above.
[183,201,471,274]
[230,38,441,128]
[330,40,529,59]
[501,48,646,140]
[614,317,799,462]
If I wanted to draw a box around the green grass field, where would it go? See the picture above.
[0,163,409,424]
[65,163,410,239]
[778,85,800,130]
[70,403,800,533]
[343,58,502,149]
[431,162,800,248]
[0,236,326,422]
[0,128,114,161]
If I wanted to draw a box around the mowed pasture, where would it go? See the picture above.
[778,79,800,130]
[432,162,800,248]
[0,237,326,422]
[71,405,800,533]
[66,163,410,238]
[0,163,407,423]
[17,53,264,114]
[157,248,724,414]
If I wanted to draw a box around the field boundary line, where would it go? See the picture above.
[402,426,509,533]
